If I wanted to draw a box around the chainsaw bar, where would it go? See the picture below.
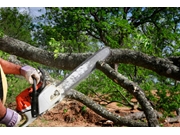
[56,46,111,95]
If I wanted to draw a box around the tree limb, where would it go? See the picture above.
[66,89,148,127]
[165,116,180,123]
[96,61,159,127]
[0,35,179,81]
[108,49,180,81]
[123,111,163,120]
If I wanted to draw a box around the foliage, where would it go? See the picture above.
[33,7,180,56]
[0,7,33,43]
[155,81,180,117]
[0,28,4,38]
[5,75,29,104]
[48,37,67,59]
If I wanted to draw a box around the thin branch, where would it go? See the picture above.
[90,88,127,106]
[115,88,135,108]
[132,8,166,27]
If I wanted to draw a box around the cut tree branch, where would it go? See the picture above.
[66,89,148,127]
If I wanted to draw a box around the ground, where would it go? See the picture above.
[6,98,179,127]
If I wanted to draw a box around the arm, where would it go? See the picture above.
[0,58,40,84]
[0,58,21,75]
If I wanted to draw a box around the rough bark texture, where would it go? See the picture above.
[108,49,180,81]
[96,61,159,127]
[123,111,163,120]
[66,89,148,127]
[0,35,180,81]
[0,35,92,70]
[165,116,180,123]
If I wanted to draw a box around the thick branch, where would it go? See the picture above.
[108,49,180,81]
[124,111,163,120]
[165,116,180,123]
[0,35,92,70]
[96,61,159,127]
[66,89,148,127]
[0,35,179,81]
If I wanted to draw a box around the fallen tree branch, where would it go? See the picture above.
[66,89,148,127]
[165,116,180,123]
[96,61,159,127]
[124,111,163,120]
[108,48,180,81]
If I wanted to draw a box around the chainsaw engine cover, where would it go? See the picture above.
[38,84,63,114]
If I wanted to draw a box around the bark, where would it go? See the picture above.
[96,61,159,127]
[165,116,180,123]
[108,49,180,81]
[123,111,163,120]
[0,35,91,70]
[0,35,179,81]
[66,89,148,127]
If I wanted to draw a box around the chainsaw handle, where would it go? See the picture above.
[31,68,45,117]
[31,77,39,117]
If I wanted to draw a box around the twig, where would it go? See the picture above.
[114,88,135,109]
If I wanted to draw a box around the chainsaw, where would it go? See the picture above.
[15,47,111,127]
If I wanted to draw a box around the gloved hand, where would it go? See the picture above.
[20,65,41,84]
[0,108,22,127]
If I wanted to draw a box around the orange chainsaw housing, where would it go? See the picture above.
[16,82,42,112]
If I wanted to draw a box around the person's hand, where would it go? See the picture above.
[0,108,22,127]
[20,65,41,84]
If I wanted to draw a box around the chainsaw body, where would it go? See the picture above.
[16,82,64,127]
[15,47,111,127]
